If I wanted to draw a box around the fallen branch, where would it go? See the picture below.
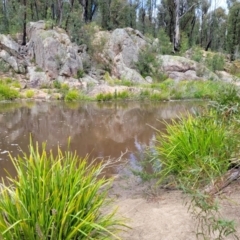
[204,168,240,195]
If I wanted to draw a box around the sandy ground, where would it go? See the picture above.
[109,169,240,240]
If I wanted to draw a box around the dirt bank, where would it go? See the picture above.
[109,168,240,240]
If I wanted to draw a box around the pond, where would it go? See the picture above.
[0,100,203,179]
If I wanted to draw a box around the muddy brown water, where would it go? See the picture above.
[0,100,203,180]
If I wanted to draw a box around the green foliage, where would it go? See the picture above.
[191,47,203,63]
[0,81,19,100]
[117,90,129,100]
[64,90,80,101]
[155,111,234,187]
[205,53,225,72]
[0,60,11,73]
[61,83,69,91]
[188,190,239,239]
[96,92,113,101]
[0,141,124,239]
[153,95,240,239]
[135,46,165,82]
[53,80,61,89]
[180,32,189,54]
[64,90,79,101]
[76,69,85,79]
[25,89,34,98]
[209,82,240,120]
[227,2,240,60]
[157,29,173,55]
[96,90,130,101]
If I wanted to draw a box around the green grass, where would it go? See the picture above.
[0,141,125,239]
[64,90,80,101]
[25,89,35,98]
[0,81,19,100]
[155,111,236,188]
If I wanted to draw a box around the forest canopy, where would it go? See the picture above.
[0,0,239,60]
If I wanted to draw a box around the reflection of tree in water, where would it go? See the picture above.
[129,134,159,174]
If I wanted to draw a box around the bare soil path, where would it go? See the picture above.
[109,169,240,240]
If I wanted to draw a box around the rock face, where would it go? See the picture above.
[27,21,83,79]
[0,34,27,73]
[158,55,220,81]
[95,28,147,83]
[0,21,238,87]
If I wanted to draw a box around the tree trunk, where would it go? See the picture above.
[3,0,9,33]
[57,0,63,26]
[34,0,39,20]
[22,0,27,45]
[174,0,180,51]
[65,0,75,30]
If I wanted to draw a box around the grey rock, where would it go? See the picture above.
[158,55,220,81]
[26,21,83,79]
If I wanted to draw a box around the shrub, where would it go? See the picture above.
[53,80,61,89]
[155,111,235,188]
[117,91,129,100]
[64,90,80,101]
[157,29,173,55]
[76,69,85,79]
[205,53,225,72]
[0,81,19,100]
[96,92,113,101]
[25,89,34,98]
[191,46,203,62]
[135,45,166,82]
[0,141,124,239]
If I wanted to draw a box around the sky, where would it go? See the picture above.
[214,0,228,9]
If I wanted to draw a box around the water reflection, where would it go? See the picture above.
[0,101,203,178]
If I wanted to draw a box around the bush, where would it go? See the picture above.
[135,46,165,82]
[157,29,173,55]
[53,80,61,89]
[96,92,113,101]
[0,141,124,239]
[205,53,225,72]
[76,69,85,79]
[0,81,19,100]
[25,89,34,98]
[64,89,80,101]
[191,46,203,62]
[155,111,235,188]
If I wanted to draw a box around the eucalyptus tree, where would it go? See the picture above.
[78,0,98,23]
[227,1,240,60]
[157,0,199,51]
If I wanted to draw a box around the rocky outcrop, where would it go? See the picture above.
[26,21,83,79]
[158,55,220,81]
[0,21,238,88]
[216,71,240,83]
[95,28,148,83]
[0,34,27,73]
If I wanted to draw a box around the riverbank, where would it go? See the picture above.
[109,167,240,239]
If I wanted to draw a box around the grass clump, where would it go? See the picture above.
[96,92,113,101]
[96,91,130,101]
[0,141,124,239]
[64,90,91,102]
[25,89,34,98]
[154,106,239,239]
[156,111,234,188]
[64,89,79,101]
[0,81,19,100]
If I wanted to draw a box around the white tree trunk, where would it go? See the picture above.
[174,0,180,51]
